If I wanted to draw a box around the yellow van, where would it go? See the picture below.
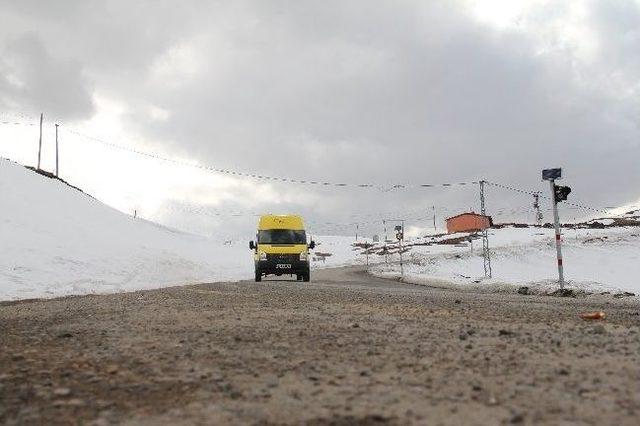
[249,214,315,282]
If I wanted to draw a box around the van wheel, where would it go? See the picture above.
[255,269,262,282]
[302,270,310,282]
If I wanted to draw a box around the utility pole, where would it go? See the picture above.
[432,205,436,231]
[479,180,492,278]
[55,124,59,176]
[37,113,43,170]
[355,223,359,241]
[533,192,542,225]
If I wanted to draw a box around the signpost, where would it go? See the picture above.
[384,219,406,278]
[395,225,404,278]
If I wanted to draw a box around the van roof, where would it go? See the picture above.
[258,214,305,230]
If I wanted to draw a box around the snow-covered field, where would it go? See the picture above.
[370,226,640,295]
[2,158,639,301]
[0,159,357,301]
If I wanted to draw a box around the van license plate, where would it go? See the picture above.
[276,264,291,269]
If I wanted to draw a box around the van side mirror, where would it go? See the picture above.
[249,241,255,250]
[309,240,316,249]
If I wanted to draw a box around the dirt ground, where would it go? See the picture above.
[1,267,639,425]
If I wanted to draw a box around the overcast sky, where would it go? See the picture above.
[1,0,639,239]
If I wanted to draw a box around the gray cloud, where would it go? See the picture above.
[0,32,94,119]
[1,0,639,236]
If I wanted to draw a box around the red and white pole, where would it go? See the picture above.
[550,179,565,289]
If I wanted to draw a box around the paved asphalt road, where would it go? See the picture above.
[1,266,639,425]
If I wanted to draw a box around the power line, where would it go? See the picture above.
[0,121,37,126]
[3,117,616,219]
[485,181,611,214]
[58,125,478,191]
[2,118,479,191]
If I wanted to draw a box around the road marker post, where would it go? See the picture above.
[365,243,369,266]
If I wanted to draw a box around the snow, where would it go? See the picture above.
[309,235,368,268]
[1,160,242,300]
[0,159,357,301]
[2,158,639,301]
[369,226,640,295]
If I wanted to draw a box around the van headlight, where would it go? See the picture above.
[299,252,308,261]
[259,252,267,261]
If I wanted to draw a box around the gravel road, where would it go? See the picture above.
[1,267,639,425]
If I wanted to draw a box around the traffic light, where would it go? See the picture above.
[554,185,571,203]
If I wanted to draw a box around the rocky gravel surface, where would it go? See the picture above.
[1,266,639,425]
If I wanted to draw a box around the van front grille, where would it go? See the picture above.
[266,253,299,263]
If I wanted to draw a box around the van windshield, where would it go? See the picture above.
[258,230,306,245]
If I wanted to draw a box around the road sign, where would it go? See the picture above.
[542,168,562,181]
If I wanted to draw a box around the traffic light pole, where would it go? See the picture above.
[550,179,565,289]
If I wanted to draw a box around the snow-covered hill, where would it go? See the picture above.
[0,159,255,300]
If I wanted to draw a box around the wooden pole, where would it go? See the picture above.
[55,124,59,176]
[433,206,436,231]
[37,113,43,170]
